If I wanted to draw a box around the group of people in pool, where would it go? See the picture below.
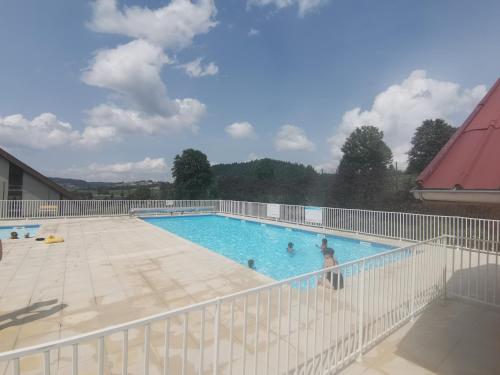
[247,237,344,289]
[8,231,30,240]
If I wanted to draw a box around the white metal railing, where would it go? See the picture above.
[0,237,448,375]
[0,200,220,219]
[1,199,499,252]
[219,200,500,252]
[446,236,500,307]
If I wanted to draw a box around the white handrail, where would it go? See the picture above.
[0,236,449,374]
[219,200,500,251]
[2,199,498,251]
[0,196,498,374]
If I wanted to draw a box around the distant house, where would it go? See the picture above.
[412,78,500,205]
[0,147,73,200]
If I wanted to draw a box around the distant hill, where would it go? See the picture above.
[50,177,158,190]
[49,178,164,201]
[211,158,334,205]
[50,158,334,204]
[50,178,103,190]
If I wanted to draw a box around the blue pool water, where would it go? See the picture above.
[144,215,395,281]
[0,225,40,240]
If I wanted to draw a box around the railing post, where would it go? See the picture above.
[357,259,365,362]
[213,298,221,375]
[12,358,20,375]
[442,237,448,300]
[410,247,417,320]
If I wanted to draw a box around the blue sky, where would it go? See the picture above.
[0,0,499,181]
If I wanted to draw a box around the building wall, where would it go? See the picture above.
[22,173,61,200]
[0,156,9,200]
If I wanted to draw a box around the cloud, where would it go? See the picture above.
[275,124,315,151]
[84,100,206,136]
[225,121,257,139]
[1,0,217,151]
[0,112,122,149]
[247,152,261,161]
[248,0,328,16]
[181,57,219,77]
[82,39,171,115]
[79,125,118,147]
[77,1,219,145]
[248,28,260,36]
[61,157,167,182]
[88,0,217,49]
[0,113,82,149]
[327,70,487,170]
[81,37,206,142]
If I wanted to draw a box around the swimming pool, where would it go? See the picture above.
[0,225,40,240]
[143,215,395,281]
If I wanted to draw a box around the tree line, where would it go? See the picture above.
[78,118,498,218]
[168,119,457,212]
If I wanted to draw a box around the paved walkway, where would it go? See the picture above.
[0,216,271,356]
[341,298,500,375]
[1,215,498,374]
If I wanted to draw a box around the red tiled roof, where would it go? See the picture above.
[417,78,500,190]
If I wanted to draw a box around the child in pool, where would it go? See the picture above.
[248,259,256,269]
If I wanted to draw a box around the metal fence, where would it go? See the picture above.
[446,236,500,307]
[219,200,500,252]
[0,237,448,375]
[2,199,500,252]
[0,200,220,219]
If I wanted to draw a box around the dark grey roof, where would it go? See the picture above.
[0,147,74,199]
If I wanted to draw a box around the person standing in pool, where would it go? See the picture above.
[320,248,344,290]
[317,238,327,252]
[10,231,18,240]
[317,238,331,255]
[287,242,295,253]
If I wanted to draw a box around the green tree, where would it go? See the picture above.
[407,119,456,174]
[255,159,275,180]
[129,186,152,200]
[211,158,320,204]
[172,149,212,199]
[333,126,393,208]
[159,182,175,199]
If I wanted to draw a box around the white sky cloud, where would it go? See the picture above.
[181,58,219,78]
[1,1,216,150]
[78,1,216,146]
[327,70,487,170]
[247,152,261,161]
[248,28,260,36]
[248,0,328,16]
[61,157,167,182]
[0,113,82,149]
[225,121,257,139]
[88,0,217,49]
[0,113,122,149]
[84,100,206,137]
[275,124,315,151]
[79,125,119,147]
[1,36,208,150]
[82,39,171,115]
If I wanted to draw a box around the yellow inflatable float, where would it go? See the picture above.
[44,235,64,244]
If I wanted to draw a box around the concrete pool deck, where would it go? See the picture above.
[0,215,274,355]
[0,215,499,374]
[340,298,500,375]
